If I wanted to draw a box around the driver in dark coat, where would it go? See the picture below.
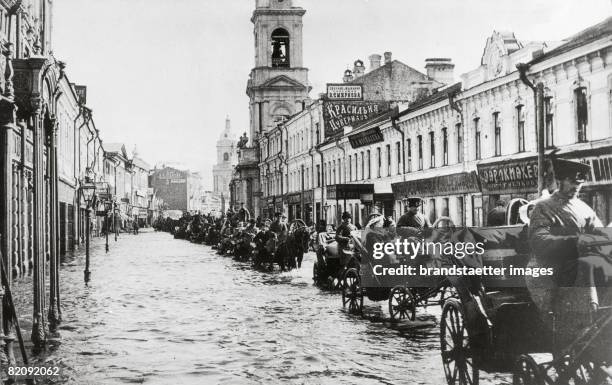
[270,212,288,242]
[397,197,430,229]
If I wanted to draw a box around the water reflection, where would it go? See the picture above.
[10,231,509,384]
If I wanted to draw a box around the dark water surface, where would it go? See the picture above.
[12,230,510,384]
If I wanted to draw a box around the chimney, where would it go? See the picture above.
[353,59,365,78]
[369,54,381,71]
[343,69,354,83]
[384,51,392,64]
[425,58,455,85]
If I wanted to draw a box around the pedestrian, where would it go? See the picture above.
[397,197,430,229]
[133,217,139,235]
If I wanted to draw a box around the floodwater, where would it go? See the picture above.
[12,230,510,384]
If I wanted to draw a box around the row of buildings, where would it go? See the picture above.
[229,0,612,228]
[0,0,173,350]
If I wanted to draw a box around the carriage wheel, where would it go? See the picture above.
[388,286,416,321]
[440,299,479,385]
[342,268,363,315]
[512,355,544,385]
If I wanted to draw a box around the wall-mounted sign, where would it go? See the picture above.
[323,101,389,139]
[477,157,548,195]
[327,184,374,200]
[326,84,363,100]
[349,127,384,148]
[392,172,481,197]
[287,193,301,204]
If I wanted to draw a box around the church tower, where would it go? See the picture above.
[247,0,311,142]
[212,116,237,196]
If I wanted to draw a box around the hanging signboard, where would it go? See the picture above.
[326,84,363,100]
[348,127,384,148]
[323,101,390,139]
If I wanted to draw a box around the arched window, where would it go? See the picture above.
[223,152,229,161]
[271,28,290,68]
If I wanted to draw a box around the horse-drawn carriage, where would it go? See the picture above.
[340,215,455,321]
[312,224,361,289]
[252,220,310,271]
[438,226,612,385]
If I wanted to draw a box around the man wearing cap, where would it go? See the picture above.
[397,198,430,229]
[529,158,603,280]
[336,212,357,260]
[270,212,288,241]
[528,158,604,346]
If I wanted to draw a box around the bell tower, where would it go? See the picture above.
[247,0,311,142]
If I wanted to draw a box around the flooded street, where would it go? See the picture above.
[12,230,510,384]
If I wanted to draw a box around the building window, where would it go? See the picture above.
[417,135,423,170]
[406,138,412,172]
[575,87,588,142]
[429,132,435,168]
[493,112,501,156]
[474,118,481,160]
[348,155,353,181]
[316,165,321,187]
[361,151,365,180]
[516,106,525,153]
[355,154,358,180]
[271,28,290,68]
[456,123,463,163]
[396,141,401,174]
[338,159,342,183]
[545,97,554,148]
[386,144,391,176]
[367,150,371,179]
[442,198,449,217]
[442,128,448,166]
[377,147,381,178]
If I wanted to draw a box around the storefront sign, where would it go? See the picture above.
[348,127,384,148]
[327,184,374,200]
[477,158,541,195]
[392,172,480,197]
[287,193,301,204]
[326,84,363,100]
[323,101,390,139]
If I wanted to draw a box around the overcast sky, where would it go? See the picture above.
[53,0,611,189]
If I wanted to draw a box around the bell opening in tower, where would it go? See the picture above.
[271,28,290,68]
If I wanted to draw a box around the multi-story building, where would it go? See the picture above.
[258,16,612,227]
[130,150,151,226]
[150,165,203,212]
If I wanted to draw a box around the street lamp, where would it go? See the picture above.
[80,178,96,283]
[103,199,113,253]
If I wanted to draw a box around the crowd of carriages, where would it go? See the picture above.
[153,210,312,272]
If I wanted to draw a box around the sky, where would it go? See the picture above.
[52,0,612,189]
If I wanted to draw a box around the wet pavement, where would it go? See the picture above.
[11,230,511,384]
